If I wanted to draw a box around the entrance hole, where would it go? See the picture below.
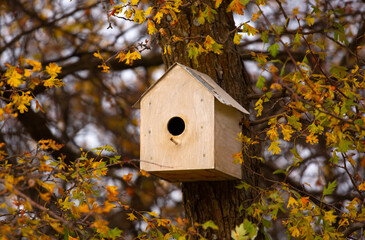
[167,117,185,136]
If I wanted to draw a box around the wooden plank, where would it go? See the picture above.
[214,100,242,179]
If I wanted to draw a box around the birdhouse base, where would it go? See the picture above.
[149,169,241,182]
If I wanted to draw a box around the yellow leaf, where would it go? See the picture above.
[79,203,90,213]
[292,7,299,16]
[140,170,150,177]
[127,212,137,221]
[289,225,300,237]
[131,0,139,5]
[287,196,297,208]
[358,182,365,191]
[323,210,337,224]
[268,141,281,155]
[148,211,159,217]
[26,59,42,72]
[145,7,153,16]
[39,192,51,202]
[24,69,31,77]
[254,98,263,117]
[133,9,146,24]
[5,67,24,87]
[93,50,103,60]
[251,12,261,21]
[45,62,62,77]
[215,0,223,8]
[281,124,295,141]
[50,222,64,233]
[147,19,157,35]
[106,185,119,201]
[233,31,242,45]
[305,16,315,26]
[43,76,65,88]
[154,11,164,24]
[306,134,318,145]
[102,201,116,213]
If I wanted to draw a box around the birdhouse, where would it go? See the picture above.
[134,63,249,182]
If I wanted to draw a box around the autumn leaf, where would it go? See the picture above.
[359,182,365,191]
[106,185,119,201]
[147,19,157,35]
[5,66,24,87]
[45,62,62,77]
[127,212,137,221]
[122,173,133,183]
[306,134,318,145]
[254,98,263,117]
[26,59,42,72]
[204,35,223,54]
[133,9,145,24]
[93,50,103,60]
[233,31,243,45]
[227,0,249,15]
[268,141,281,155]
[287,196,297,208]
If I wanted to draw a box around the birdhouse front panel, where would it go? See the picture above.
[140,66,217,180]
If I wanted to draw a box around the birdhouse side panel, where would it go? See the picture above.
[140,67,215,173]
[214,100,243,179]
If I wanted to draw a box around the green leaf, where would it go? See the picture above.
[202,220,219,230]
[256,75,266,90]
[268,43,280,57]
[261,31,269,43]
[273,169,287,175]
[323,180,337,197]
[107,227,123,239]
[231,220,258,240]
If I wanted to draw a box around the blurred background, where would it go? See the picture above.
[1,0,364,238]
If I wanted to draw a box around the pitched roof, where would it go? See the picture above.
[133,63,249,114]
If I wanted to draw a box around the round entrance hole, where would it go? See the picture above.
[167,117,185,136]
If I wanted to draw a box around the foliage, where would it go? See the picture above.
[1,0,365,239]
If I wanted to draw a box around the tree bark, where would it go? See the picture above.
[155,1,260,239]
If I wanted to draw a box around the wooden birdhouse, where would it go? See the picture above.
[134,63,249,182]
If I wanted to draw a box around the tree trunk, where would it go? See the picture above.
[155,1,260,239]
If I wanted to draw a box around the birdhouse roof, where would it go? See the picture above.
[133,63,249,114]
